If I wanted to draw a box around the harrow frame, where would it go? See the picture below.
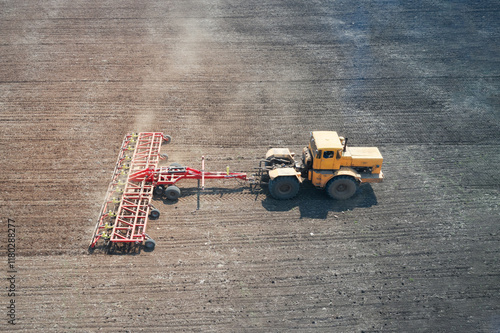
[89,132,248,253]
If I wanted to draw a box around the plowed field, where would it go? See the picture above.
[1,0,499,332]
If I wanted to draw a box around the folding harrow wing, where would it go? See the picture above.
[89,132,169,253]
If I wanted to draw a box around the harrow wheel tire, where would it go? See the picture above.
[164,185,181,200]
[154,185,165,196]
[268,176,300,200]
[163,135,172,144]
[169,162,182,168]
[150,209,160,219]
[144,239,156,250]
[326,176,358,200]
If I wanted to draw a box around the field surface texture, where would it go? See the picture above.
[1,0,499,332]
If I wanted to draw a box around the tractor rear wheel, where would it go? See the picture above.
[326,176,358,200]
[164,185,181,200]
[268,176,300,200]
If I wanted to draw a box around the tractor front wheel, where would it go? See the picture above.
[268,176,300,200]
[326,176,358,200]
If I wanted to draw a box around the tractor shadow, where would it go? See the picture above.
[260,182,378,219]
[149,183,378,220]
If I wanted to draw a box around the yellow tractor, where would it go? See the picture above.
[258,131,384,200]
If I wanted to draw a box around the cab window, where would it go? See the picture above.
[323,151,334,159]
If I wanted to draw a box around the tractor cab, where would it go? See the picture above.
[307,131,345,171]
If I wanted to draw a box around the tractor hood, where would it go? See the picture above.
[344,147,383,172]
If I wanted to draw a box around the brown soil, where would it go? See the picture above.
[1,0,499,331]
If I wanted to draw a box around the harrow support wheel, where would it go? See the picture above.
[154,185,165,196]
[144,239,156,251]
[164,185,181,200]
[150,208,160,219]
[163,135,172,144]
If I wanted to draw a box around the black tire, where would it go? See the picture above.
[268,176,300,200]
[150,208,160,219]
[154,185,165,196]
[144,239,156,250]
[163,135,172,144]
[164,185,181,200]
[326,176,358,200]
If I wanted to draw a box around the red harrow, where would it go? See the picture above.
[89,132,247,254]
